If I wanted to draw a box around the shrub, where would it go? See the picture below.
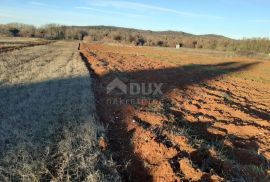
[113,35,122,41]
[9,28,20,36]
[135,36,145,46]
[157,40,164,47]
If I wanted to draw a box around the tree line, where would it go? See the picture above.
[1,23,269,54]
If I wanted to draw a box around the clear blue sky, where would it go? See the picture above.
[0,0,269,39]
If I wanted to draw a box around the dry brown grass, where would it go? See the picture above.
[0,41,119,181]
[0,37,51,53]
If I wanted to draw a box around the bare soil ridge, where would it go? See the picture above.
[80,42,270,181]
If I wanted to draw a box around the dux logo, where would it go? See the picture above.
[106,77,163,96]
[106,78,128,94]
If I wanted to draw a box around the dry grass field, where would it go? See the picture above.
[1,38,269,181]
[80,43,270,181]
[0,37,50,53]
[0,41,119,181]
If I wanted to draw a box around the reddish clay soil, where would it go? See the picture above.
[80,43,270,182]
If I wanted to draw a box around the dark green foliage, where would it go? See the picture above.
[135,36,145,46]
[113,35,122,41]
[8,28,20,36]
[157,40,165,47]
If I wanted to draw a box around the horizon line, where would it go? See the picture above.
[1,21,270,40]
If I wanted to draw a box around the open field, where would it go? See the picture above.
[0,37,51,53]
[0,41,119,181]
[80,43,270,181]
[0,38,269,181]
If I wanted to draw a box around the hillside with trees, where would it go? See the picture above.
[1,23,270,54]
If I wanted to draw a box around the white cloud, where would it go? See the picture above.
[0,13,16,19]
[29,1,46,6]
[74,6,147,18]
[86,0,223,19]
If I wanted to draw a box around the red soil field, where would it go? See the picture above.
[80,43,270,181]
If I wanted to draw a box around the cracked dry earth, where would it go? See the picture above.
[80,43,270,182]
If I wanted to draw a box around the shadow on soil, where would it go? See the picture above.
[80,52,270,182]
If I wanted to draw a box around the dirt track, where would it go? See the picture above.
[80,43,270,181]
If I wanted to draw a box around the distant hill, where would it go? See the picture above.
[78,25,236,50]
[74,25,230,39]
